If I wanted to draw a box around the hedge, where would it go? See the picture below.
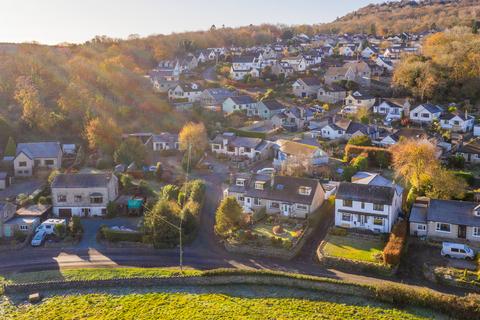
[452,171,474,186]
[344,145,391,167]
[101,227,143,243]
[226,128,267,139]
[383,220,407,266]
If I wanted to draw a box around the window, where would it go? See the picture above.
[213,145,220,150]
[45,160,54,166]
[253,198,261,206]
[298,186,312,196]
[19,161,27,167]
[436,223,451,233]
[342,213,351,221]
[373,203,384,211]
[473,227,480,237]
[421,113,429,118]
[238,196,245,202]
[244,147,251,153]
[236,179,245,187]
[417,224,427,231]
[270,202,279,209]
[90,196,103,204]
[255,182,265,190]
[361,202,365,209]
[296,204,308,211]
[373,218,383,226]
[57,195,67,203]
[19,225,28,231]
[343,199,352,207]
[74,195,82,202]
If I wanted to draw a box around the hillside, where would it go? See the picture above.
[314,0,480,35]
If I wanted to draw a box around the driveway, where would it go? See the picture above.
[0,178,44,201]
[202,66,217,82]
[79,217,142,249]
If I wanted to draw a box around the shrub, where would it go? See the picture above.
[54,224,66,238]
[350,155,368,171]
[330,227,348,236]
[69,216,83,235]
[344,145,391,168]
[96,157,113,169]
[13,230,27,242]
[272,225,284,235]
[101,227,143,243]
[347,135,372,146]
[342,165,358,181]
[383,220,407,266]
[452,171,474,186]
[106,201,118,219]
[252,207,267,223]
[37,196,50,205]
[283,239,293,249]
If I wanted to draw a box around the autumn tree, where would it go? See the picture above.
[84,117,121,155]
[4,137,16,157]
[214,196,244,237]
[280,155,312,177]
[14,76,49,130]
[179,122,208,164]
[425,168,466,200]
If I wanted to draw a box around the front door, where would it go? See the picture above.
[458,225,467,239]
[358,215,366,227]
[281,204,290,216]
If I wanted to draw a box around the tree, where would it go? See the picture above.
[280,154,312,177]
[162,184,180,202]
[84,117,121,155]
[14,76,49,130]
[4,137,16,157]
[155,162,163,180]
[390,138,437,190]
[214,196,244,236]
[179,122,208,163]
[114,138,147,166]
[425,168,467,200]
[350,155,368,171]
[347,135,372,146]
[144,200,182,248]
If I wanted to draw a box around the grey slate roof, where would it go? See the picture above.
[261,99,286,111]
[417,103,443,114]
[230,95,256,105]
[52,173,113,189]
[458,139,480,155]
[426,199,480,227]
[299,77,321,86]
[410,205,427,224]
[16,142,61,159]
[151,133,178,144]
[336,182,395,205]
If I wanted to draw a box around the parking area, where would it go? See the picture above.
[0,178,44,201]
[78,217,142,249]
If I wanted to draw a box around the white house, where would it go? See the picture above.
[292,77,322,98]
[14,142,63,177]
[151,133,179,151]
[168,82,203,103]
[222,95,258,115]
[281,56,307,72]
[51,173,119,218]
[343,91,376,114]
[210,132,272,161]
[319,118,377,141]
[409,103,443,124]
[439,112,474,133]
[335,173,404,233]
[373,99,409,121]
[273,139,328,169]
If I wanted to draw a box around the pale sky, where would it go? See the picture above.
[0,0,383,45]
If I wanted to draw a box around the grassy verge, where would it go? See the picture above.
[0,267,201,284]
[3,291,434,319]
[323,235,385,263]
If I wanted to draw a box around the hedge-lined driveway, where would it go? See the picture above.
[79,217,141,249]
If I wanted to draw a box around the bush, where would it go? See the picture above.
[106,201,118,219]
[283,239,293,249]
[330,227,348,236]
[54,224,66,238]
[347,135,372,146]
[342,166,358,181]
[101,227,143,243]
[383,220,407,266]
[272,225,284,235]
[350,155,368,171]
[452,171,474,186]
[252,207,266,223]
[96,157,113,169]
[13,230,27,243]
[155,162,163,180]
[69,216,83,235]
[344,145,391,168]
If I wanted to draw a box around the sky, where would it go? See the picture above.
[0,0,383,45]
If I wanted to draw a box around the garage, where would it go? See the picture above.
[58,208,72,218]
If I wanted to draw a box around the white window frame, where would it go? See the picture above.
[296,204,308,211]
[473,227,480,237]
[436,222,451,233]
[19,225,28,231]
[341,212,351,222]
[417,224,426,231]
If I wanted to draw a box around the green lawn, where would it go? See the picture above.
[2,292,434,320]
[323,235,385,263]
[252,222,303,241]
[0,267,200,284]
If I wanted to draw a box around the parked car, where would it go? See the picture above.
[31,231,47,247]
[441,242,476,260]
[256,168,275,175]
[35,219,67,235]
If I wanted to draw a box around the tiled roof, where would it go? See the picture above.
[52,173,113,189]
[16,142,61,159]
[336,182,395,205]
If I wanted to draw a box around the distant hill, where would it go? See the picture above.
[314,0,480,35]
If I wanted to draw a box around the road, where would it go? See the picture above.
[0,163,470,297]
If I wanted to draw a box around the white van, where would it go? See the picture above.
[441,242,476,260]
[35,219,67,235]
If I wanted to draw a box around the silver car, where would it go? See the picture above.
[31,231,47,247]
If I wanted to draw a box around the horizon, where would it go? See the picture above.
[0,0,384,45]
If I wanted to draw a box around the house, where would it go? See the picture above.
[378,127,428,147]
[439,112,474,133]
[324,61,371,86]
[200,88,238,111]
[230,55,260,80]
[457,139,480,164]
[0,202,19,238]
[343,91,376,114]
[256,99,286,120]
[168,82,203,103]
[14,142,62,177]
[51,173,119,218]
[319,118,377,140]
[224,173,325,219]
[335,174,404,233]
[151,133,179,151]
[16,204,51,221]
[373,99,409,121]
[210,132,272,161]
[273,139,328,169]
[339,45,357,57]
[271,61,294,78]
[410,198,480,243]
[292,77,322,98]
[3,216,40,238]
[281,56,307,72]
[271,106,316,132]
[222,95,258,115]
[0,172,9,190]
[361,46,378,58]
[149,69,179,92]
[409,103,443,124]
[317,84,347,104]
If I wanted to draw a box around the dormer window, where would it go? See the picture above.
[236,178,246,187]
[474,205,480,216]
[299,186,312,196]
[255,181,266,190]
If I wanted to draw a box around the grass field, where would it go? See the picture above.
[0,267,201,284]
[323,235,385,263]
[2,291,436,320]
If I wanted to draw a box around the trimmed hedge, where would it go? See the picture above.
[226,128,267,139]
[101,227,143,243]
[383,220,407,266]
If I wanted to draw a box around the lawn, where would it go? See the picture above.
[0,267,201,284]
[323,235,385,263]
[2,291,435,320]
[251,221,304,241]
